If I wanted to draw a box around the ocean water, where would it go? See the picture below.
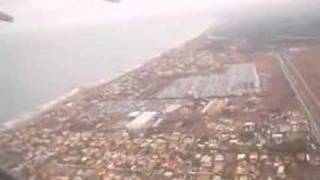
[0,16,213,122]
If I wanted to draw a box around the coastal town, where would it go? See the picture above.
[1,29,320,180]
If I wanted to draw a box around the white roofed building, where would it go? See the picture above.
[126,112,159,130]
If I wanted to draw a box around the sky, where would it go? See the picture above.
[0,0,296,33]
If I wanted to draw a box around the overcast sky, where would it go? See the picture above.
[0,0,295,32]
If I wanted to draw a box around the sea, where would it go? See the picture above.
[0,15,214,123]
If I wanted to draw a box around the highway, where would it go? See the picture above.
[275,53,320,145]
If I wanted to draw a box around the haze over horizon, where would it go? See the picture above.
[0,0,305,33]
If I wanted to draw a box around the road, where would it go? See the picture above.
[275,53,320,145]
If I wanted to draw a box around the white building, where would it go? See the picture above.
[126,112,159,130]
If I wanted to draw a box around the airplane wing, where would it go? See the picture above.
[0,11,13,22]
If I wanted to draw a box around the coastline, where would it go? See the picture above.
[3,24,213,129]
[0,15,215,123]
[2,19,320,179]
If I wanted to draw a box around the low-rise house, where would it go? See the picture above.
[279,124,291,133]
[163,171,174,179]
[237,175,249,180]
[229,139,239,145]
[249,152,259,163]
[260,154,268,161]
[195,154,202,160]
[212,175,222,180]
[271,133,283,144]
[214,154,224,162]
[201,155,213,168]
[235,161,249,176]
[244,122,255,132]
[237,154,246,161]
[296,152,306,162]
[276,165,286,178]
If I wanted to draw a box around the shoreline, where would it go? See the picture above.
[2,21,320,179]
[3,24,213,128]
[4,88,80,128]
